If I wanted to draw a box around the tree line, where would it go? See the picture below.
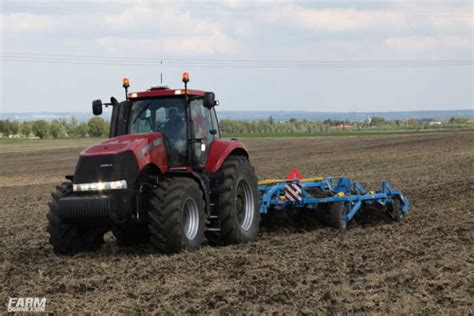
[0,115,471,139]
[219,116,471,134]
[0,117,109,138]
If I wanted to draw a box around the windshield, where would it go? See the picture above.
[129,97,187,165]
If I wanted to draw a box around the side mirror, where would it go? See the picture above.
[110,97,119,107]
[203,92,217,108]
[92,99,103,115]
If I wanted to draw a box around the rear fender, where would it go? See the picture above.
[205,139,249,172]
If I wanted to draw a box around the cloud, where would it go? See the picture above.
[1,1,239,55]
[100,4,238,54]
[385,36,473,51]
[262,3,473,33]
[1,13,60,32]
[97,34,236,55]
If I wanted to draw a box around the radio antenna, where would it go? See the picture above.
[160,59,163,84]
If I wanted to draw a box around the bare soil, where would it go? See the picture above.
[1,131,473,313]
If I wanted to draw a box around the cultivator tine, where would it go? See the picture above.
[258,168,409,228]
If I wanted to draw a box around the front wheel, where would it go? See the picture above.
[47,182,105,255]
[148,177,205,253]
[214,156,260,245]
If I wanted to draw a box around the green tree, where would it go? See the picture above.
[50,120,67,138]
[87,117,109,137]
[7,121,20,136]
[67,116,78,136]
[75,123,89,137]
[0,120,7,136]
[370,116,386,126]
[21,122,32,137]
[32,120,50,139]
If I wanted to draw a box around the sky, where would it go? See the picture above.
[0,0,473,113]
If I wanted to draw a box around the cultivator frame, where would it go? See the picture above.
[258,175,409,228]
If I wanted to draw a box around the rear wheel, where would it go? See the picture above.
[213,156,260,245]
[148,177,205,253]
[327,202,348,229]
[47,182,106,255]
[387,196,404,222]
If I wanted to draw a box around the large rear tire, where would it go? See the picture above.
[148,177,205,253]
[214,156,260,245]
[47,182,105,255]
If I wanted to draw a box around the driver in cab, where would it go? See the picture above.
[162,108,186,161]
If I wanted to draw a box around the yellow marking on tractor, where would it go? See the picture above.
[337,192,345,197]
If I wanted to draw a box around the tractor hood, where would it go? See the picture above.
[74,133,168,186]
[81,133,164,157]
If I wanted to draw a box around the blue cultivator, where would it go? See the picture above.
[258,170,409,229]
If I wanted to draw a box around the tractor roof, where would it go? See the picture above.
[127,87,205,100]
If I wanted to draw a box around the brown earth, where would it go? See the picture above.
[1,131,473,313]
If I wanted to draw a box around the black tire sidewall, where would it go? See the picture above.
[218,157,260,244]
[329,202,348,229]
[148,177,206,253]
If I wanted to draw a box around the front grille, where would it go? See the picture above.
[73,151,139,187]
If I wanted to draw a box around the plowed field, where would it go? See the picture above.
[1,131,473,313]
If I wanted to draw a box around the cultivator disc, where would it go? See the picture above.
[257,169,409,229]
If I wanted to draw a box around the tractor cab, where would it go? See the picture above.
[92,73,220,171]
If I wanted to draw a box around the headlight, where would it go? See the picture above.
[73,180,127,192]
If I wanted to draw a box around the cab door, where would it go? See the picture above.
[190,98,218,168]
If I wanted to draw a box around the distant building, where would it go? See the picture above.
[336,124,353,129]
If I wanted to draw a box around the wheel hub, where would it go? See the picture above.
[183,198,199,240]
[235,180,255,231]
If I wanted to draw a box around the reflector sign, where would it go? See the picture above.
[285,183,302,202]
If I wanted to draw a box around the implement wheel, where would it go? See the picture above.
[212,156,260,245]
[148,177,205,253]
[328,202,348,230]
[387,196,404,222]
[47,182,106,255]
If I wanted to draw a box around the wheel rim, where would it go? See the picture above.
[235,179,255,231]
[183,198,199,240]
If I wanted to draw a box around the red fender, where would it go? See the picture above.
[205,139,249,172]
[80,133,168,173]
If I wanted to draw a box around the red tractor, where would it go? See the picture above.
[48,73,260,255]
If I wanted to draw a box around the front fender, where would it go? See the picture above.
[205,139,249,172]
